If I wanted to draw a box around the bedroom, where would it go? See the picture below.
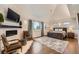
[0,4,79,54]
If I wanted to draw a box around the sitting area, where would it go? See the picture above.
[0,31,33,54]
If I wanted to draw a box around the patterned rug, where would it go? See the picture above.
[34,36,69,53]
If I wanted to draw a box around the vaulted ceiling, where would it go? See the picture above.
[21,4,79,23]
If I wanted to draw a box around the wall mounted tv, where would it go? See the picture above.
[6,30,17,37]
[7,8,20,23]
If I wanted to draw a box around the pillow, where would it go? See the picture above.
[55,29,58,31]
[59,29,62,31]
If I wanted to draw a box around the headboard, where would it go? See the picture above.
[53,27,67,32]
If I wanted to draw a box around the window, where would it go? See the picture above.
[32,21,42,30]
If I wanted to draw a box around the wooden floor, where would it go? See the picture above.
[27,38,78,54]
[64,38,78,54]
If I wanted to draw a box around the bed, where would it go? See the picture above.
[47,27,67,40]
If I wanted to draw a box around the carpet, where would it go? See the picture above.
[34,36,69,53]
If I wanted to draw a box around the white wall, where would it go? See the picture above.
[52,18,77,30]
[0,5,25,51]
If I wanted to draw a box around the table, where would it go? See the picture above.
[17,40,33,54]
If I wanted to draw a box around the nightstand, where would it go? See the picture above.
[67,32,75,39]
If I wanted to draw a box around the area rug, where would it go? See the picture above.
[34,36,69,53]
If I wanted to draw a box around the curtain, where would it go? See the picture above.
[28,20,32,37]
[41,22,44,36]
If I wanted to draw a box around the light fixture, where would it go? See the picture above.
[68,26,74,32]
[58,23,61,27]
[64,22,70,25]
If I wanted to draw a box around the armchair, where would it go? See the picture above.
[1,34,22,54]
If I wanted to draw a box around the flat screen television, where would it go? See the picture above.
[7,8,20,23]
[0,13,4,23]
[6,30,17,37]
